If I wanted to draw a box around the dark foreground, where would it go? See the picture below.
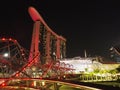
[62,80,120,90]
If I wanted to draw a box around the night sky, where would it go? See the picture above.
[0,0,120,58]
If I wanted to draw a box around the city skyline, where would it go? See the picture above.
[0,0,120,58]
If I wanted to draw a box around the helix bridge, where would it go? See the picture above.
[0,37,75,84]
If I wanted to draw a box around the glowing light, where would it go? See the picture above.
[32,66,36,71]
[3,53,9,57]
[16,73,19,77]
[9,38,12,41]
[2,38,5,41]
[1,83,5,86]
[42,81,45,86]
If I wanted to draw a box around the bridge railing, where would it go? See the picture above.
[0,78,101,90]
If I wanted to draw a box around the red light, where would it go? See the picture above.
[9,38,12,41]
[16,73,19,77]
[31,82,34,87]
[2,38,5,41]
[22,53,25,56]
[28,64,30,67]
[14,40,17,42]
[2,83,5,86]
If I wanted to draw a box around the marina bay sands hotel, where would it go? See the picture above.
[28,7,66,64]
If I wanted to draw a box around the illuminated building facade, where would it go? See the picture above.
[28,7,66,65]
[60,57,120,74]
[60,57,101,73]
